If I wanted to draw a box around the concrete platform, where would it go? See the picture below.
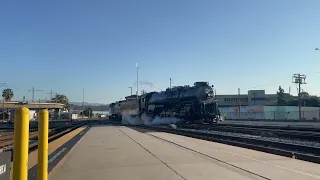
[50,125,320,180]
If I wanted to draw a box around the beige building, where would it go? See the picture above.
[216,90,278,107]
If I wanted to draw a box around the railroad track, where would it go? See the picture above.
[0,123,74,147]
[0,121,88,159]
[0,126,49,149]
[179,122,320,131]
[133,125,320,164]
[177,124,320,142]
[0,131,41,149]
[0,120,75,130]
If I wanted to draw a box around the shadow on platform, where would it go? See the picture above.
[127,126,158,133]
[86,121,158,133]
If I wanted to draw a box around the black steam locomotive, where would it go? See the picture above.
[109,81,221,124]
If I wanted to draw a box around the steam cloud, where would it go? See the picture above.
[133,81,162,91]
[121,113,181,126]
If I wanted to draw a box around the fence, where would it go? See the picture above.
[219,105,320,120]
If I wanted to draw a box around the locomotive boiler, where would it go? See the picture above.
[146,81,220,123]
[109,81,221,124]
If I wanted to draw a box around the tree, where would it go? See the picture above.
[276,86,296,106]
[51,94,72,111]
[285,90,320,107]
[287,98,299,106]
[277,86,287,106]
[2,88,14,101]
[304,97,320,107]
[300,92,309,99]
[80,107,93,117]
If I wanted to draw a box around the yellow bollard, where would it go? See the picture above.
[38,109,49,180]
[12,107,30,180]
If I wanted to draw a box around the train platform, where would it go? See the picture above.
[49,125,320,180]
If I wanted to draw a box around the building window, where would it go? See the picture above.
[251,97,265,101]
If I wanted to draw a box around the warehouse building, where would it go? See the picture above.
[216,90,278,107]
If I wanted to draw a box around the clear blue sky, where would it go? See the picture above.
[1,0,320,104]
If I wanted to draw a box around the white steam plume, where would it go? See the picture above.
[121,113,182,126]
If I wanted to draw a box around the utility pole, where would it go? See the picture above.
[136,63,139,102]
[128,87,132,95]
[51,93,58,103]
[170,78,172,89]
[46,90,58,102]
[292,74,307,120]
[50,90,53,101]
[289,87,291,95]
[28,86,44,102]
[238,88,241,119]
[38,99,41,117]
[31,86,34,102]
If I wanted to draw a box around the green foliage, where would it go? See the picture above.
[303,96,320,107]
[277,86,320,107]
[277,86,292,106]
[51,94,72,110]
[2,88,14,101]
[80,107,93,117]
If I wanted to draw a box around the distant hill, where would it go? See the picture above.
[70,102,110,111]
[70,102,107,106]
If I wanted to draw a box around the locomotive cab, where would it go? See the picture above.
[139,92,158,115]
[139,97,145,113]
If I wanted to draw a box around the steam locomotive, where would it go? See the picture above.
[109,81,221,124]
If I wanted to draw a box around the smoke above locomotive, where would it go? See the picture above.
[109,81,221,125]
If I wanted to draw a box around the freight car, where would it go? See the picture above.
[109,81,221,124]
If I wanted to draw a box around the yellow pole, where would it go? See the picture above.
[13,107,30,180]
[38,109,49,180]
